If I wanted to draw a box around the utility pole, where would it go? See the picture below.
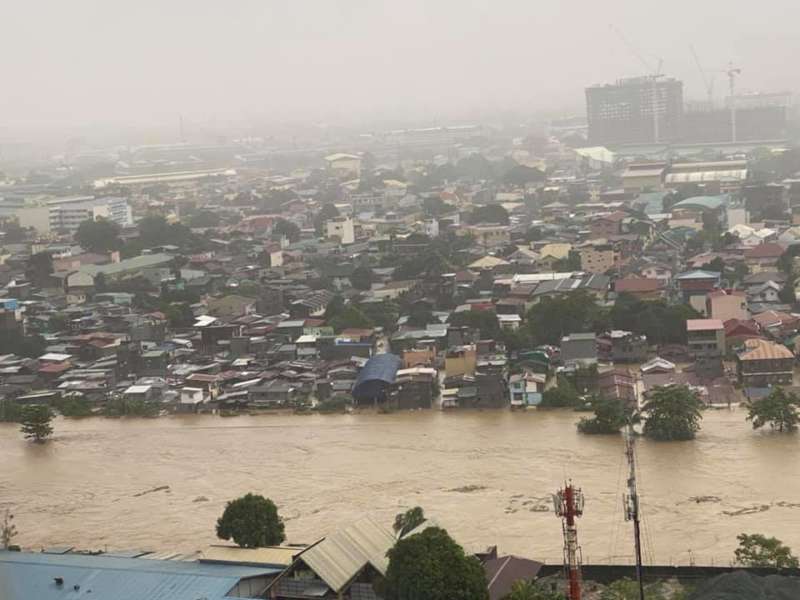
[554,482,584,600]
[624,427,645,600]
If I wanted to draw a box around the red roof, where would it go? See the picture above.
[615,277,664,293]
[745,243,786,259]
[724,318,761,337]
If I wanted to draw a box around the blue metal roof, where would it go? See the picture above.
[352,353,401,397]
[0,551,281,600]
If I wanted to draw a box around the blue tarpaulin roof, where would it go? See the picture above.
[352,353,401,400]
[0,551,280,600]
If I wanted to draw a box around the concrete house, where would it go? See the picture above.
[509,372,546,407]
[560,333,597,366]
[706,290,748,321]
[686,319,726,359]
[736,338,794,387]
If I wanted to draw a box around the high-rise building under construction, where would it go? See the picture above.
[585,76,684,145]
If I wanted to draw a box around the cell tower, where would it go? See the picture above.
[624,428,646,600]
[553,482,584,600]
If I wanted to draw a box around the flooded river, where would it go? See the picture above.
[1,409,799,565]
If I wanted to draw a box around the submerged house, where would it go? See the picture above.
[351,353,401,406]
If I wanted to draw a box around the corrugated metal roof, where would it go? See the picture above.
[200,545,299,568]
[352,354,401,396]
[738,338,794,361]
[296,517,396,593]
[0,551,281,600]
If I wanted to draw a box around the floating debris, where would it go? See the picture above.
[447,485,487,493]
[722,504,770,516]
[132,485,170,498]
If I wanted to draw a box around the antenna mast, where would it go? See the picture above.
[554,482,584,600]
[624,428,645,600]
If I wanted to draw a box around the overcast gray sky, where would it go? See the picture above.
[2,0,798,128]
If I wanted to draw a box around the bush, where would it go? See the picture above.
[55,395,93,417]
[316,395,350,414]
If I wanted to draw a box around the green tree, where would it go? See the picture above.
[599,578,667,600]
[468,204,509,225]
[49,313,69,332]
[449,310,501,340]
[0,398,23,422]
[55,394,92,417]
[360,300,400,333]
[163,302,196,328]
[273,219,300,243]
[314,203,340,233]
[526,291,606,346]
[406,303,434,328]
[734,533,799,568]
[133,214,198,252]
[216,493,286,548]
[1,509,18,550]
[0,221,28,243]
[25,251,53,287]
[502,580,565,600]
[20,404,54,443]
[0,334,46,359]
[577,397,631,434]
[746,387,800,432]
[186,210,220,228]
[540,378,580,409]
[329,305,374,332]
[610,295,699,345]
[503,164,545,186]
[75,218,122,252]
[384,526,488,600]
[456,154,495,181]
[423,196,450,216]
[350,265,374,291]
[393,506,426,538]
[642,385,704,441]
[553,253,582,272]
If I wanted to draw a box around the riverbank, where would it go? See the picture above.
[2,408,799,565]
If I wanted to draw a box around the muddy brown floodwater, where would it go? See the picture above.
[1,408,799,565]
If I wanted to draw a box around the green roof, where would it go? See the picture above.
[672,195,728,211]
[81,253,174,277]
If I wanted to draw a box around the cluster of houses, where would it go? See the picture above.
[2,136,800,416]
[0,516,544,600]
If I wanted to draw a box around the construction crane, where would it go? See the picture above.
[610,25,664,144]
[689,45,715,108]
[726,62,743,143]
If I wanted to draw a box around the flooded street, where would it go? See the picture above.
[1,409,799,565]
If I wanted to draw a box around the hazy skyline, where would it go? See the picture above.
[3,0,799,130]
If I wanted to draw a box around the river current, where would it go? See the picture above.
[1,408,798,565]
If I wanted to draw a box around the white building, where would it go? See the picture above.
[324,153,362,178]
[48,196,133,233]
[325,216,355,245]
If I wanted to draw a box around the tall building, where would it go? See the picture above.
[586,76,683,146]
[48,196,133,233]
